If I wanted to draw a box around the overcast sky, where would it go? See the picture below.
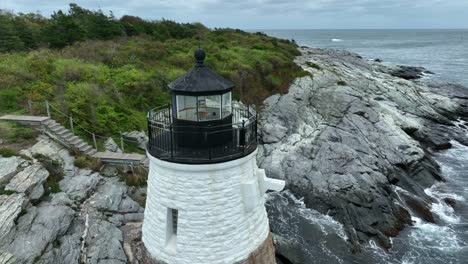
[1,0,467,29]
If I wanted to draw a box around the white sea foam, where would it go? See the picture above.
[331,38,343,42]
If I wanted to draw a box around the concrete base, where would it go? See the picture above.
[234,233,277,264]
[140,233,277,264]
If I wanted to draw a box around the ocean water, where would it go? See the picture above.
[260,30,468,264]
[260,29,468,87]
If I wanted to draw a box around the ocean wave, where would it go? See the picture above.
[331,38,343,42]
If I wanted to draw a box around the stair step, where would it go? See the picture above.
[43,119,55,125]
[56,128,69,135]
[70,138,82,145]
[75,142,86,149]
[84,149,97,156]
[51,126,65,133]
[80,145,92,153]
[48,123,60,130]
[60,132,74,139]
[65,135,80,144]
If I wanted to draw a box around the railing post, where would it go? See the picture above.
[45,101,51,118]
[120,131,125,153]
[28,100,33,115]
[69,116,75,134]
[169,124,174,158]
[242,120,245,154]
[92,133,98,150]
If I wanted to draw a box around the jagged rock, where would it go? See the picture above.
[0,251,16,264]
[4,203,75,263]
[0,156,28,186]
[101,165,119,177]
[60,170,101,202]
[390,65,429,80]
[25,136,75,175]
[88,178,142,214]
[0,194,28,247]
[259,47,468,256]
[5,164,49,200]
[104,138,122,153]
[123,131,148,150]
[85,219,127,264]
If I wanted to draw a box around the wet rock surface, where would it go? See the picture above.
[259,47,468,261]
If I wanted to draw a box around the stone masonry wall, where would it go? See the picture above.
[143,150,271,264]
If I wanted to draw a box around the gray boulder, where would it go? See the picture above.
[5,204,75,263]
[104,138,122,153]
[123,130,148,150]
[5,164,49,200]
[0,194,28,247]
[60,170,101,202]
[85,219,127,264]
[0,156,28,186]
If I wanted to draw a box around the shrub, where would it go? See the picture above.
[306,61,321,70]
[0,147,19,157]
[33,153,64,193]
[74,155,101,171]
[0,187,15,195]
[337,80,347,86]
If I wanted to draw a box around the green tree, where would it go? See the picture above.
[0,13,24,52]
[42,10,85,48]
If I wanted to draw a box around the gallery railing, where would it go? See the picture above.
[147,103,257,164]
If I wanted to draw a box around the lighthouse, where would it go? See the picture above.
[143,48,285,264]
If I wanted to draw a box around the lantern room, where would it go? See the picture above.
[147,48,257,164]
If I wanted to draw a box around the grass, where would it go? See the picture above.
[73,155,102,171]
[0,121,38,143]
[115,165,147,187]
[0,147,18,157]
[0,146,31,160]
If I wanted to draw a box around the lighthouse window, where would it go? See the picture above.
[222,92,232,118]
[197,95,221,121]
[166,208,178,248]
[176,95,197,121]
[171,209,178,235]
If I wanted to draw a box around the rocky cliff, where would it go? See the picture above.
[0,136,145,264]
[258,47,468,260]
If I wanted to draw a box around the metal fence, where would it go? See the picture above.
[147,103,258,164]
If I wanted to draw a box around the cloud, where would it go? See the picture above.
[0,0,467,29]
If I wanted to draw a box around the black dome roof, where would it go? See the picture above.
[168,48,234,95]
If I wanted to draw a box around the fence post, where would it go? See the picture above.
[28,100,33,115]
[169,124,174,158]
[45,101,51,118]
[242,120,245,154]
[120,131,125,153]
[92,133,98,150]
[69,116,75,134]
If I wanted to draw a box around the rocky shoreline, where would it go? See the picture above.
[259,47,468,262]
[1,47,468,264]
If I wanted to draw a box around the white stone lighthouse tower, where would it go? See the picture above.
[143,48,284,264]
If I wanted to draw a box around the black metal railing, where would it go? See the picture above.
[147,103,257,164]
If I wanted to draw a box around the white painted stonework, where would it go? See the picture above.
[143,150,283,264]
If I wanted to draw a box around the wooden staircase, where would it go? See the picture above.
[42,119,97,156]
[1,115,147,165]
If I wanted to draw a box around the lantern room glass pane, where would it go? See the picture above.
[222,92,232,118]
[176,95,197,121]
[198,95,221,121]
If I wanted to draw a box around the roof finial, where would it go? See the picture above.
[194,46,205,65]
